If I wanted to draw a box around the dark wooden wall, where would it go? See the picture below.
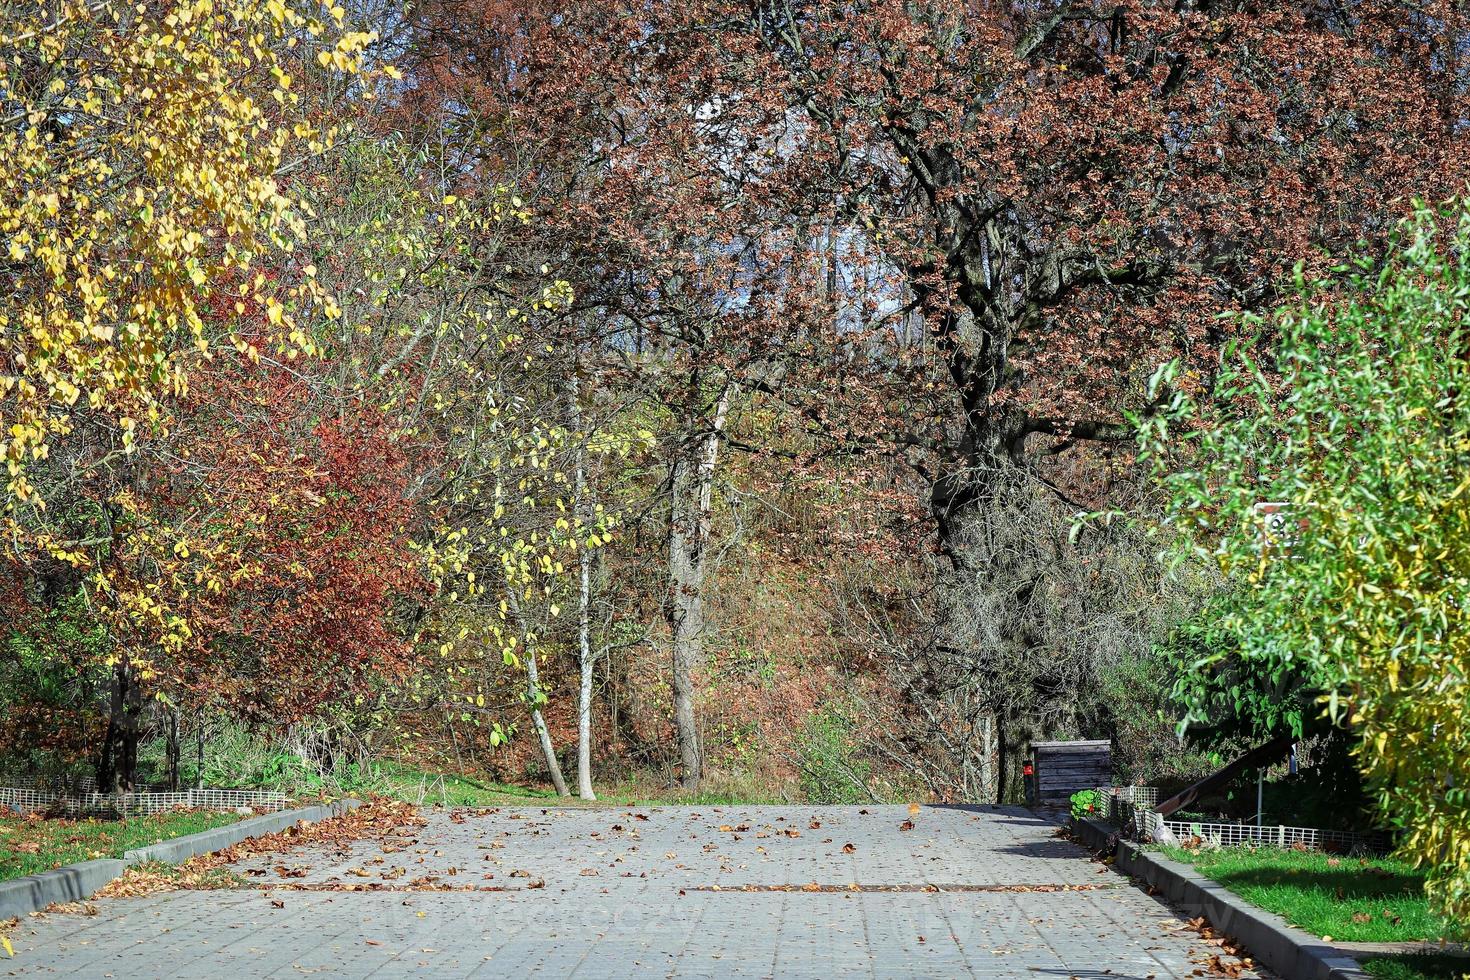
[1032,740,1111,804]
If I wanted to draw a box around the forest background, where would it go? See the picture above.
[3,2,1467,900]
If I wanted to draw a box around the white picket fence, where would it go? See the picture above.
[1093,785,1388,854]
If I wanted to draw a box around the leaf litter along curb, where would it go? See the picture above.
[1059,828,1258,979]
[98,798,427,899]
[1176,915,1259,979]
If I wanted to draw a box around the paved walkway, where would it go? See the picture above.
[4,805,1261,978]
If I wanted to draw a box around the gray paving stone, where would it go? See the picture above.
[2,804,1267,978]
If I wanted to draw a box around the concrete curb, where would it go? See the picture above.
[123,797,361,865]
[1071,815,1369,980]
[0,859,128,921]
[0,798,362,922]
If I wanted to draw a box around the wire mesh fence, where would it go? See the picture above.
[1157,817,1390,853]
[0,765,99,796]
[0,764,290,816]
[1095,785,1161,838]
[1091,785,1388,855]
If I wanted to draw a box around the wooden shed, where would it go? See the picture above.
[1031,740,1112,804]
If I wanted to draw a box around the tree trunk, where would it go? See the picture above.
[571,367,597,801]
[525,649,570,797]
[978,712,996,804]
[995,720,1010,806]
[664,382,730,790]
[666,458,704,789]
[96,660,142,793]
[576,591,596,800]
[164,710,181,791]
[506,588,570,797]
[996,717,1037,805]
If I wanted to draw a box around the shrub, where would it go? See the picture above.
[1070,789,1100,819]
[795,701,872,805]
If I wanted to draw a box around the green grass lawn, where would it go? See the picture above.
[0,810,246,882]
[1361,953,1470,980]
[1156,845,1461,944]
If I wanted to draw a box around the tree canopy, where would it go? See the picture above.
[0,0,1466,929]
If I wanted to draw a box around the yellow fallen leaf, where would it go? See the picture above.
[1,936,13,957]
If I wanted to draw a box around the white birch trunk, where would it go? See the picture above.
[570,367,597,800]
[666,381,731,790]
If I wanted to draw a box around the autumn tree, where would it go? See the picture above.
[731,0,1468,797]
[281,123,659,793]
[401,2,840,787]
[0,0,394,788]
[665,0,1461,552]
[402,0,1470,797]
[0,0,379,503]
[89,357,429,787]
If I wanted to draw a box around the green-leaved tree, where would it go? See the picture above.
[1145,201,1470,925]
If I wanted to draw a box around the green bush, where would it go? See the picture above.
[134,721,388,795]
[795,701,872,805]
[1,589,110,762]
[1070,788,1100,819]
[1095,640,1233,787]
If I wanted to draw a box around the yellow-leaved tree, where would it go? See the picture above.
[2,0,387,790]
[0,0,379,507]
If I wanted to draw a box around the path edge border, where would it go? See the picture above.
[0,797,362,921]
[122,797,361,864]
[1069,814,1369,980]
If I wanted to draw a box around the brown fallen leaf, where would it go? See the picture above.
[842,843,856,854]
